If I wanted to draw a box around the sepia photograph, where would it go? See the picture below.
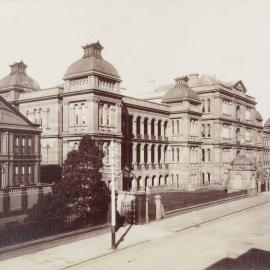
[0,0,269,269]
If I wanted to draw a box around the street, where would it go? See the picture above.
[70,200,270,270]
[1,194,270,270]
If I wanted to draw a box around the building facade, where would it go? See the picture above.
[0,41,269,191]
[0,95,41,188]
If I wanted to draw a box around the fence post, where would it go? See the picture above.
[135,193,146,224]
[145,196,149,223]
[155,195,162,220]
[21,186,28,211]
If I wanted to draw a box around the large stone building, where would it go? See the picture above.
[0,41,269,191]
[0,94,41,188]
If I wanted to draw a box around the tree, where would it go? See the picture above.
[26,135,110,225]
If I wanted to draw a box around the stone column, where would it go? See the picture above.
[155,195,162,220]
[140,143,145,165]
[258,181,262,193]
[155,121,159,139]
[115,103,122,133]
[140,118,144,138]
[160,145,165,163]
[131,115,136,137]
[148,120,151,138]
[145,196,149,223]
[148,143,152,164]
[132,142,137,165]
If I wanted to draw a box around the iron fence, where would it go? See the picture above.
[0,210,108,248]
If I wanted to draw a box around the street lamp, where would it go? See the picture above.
[110,140,116,249]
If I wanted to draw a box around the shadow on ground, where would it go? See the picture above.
[204,248,270,270]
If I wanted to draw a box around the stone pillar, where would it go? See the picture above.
[131,115,135,137]
[135,193,146,225]
[148,143,152,164]
[155,195,162,220]
[160,145,165,163]
[154,144,158,164]
[140,143,145,165]
[145,196,149,223]
[148,121,151,137]
[115,103,122,133]
[132,142,137,165]
[140,118,144,138]
[131,178,137,191]
[155,121,158,138]
[258,181,262,193]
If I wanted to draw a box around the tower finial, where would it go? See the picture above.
[82,41,104,58]
[9,61,27,75]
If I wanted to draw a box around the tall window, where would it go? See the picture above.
[74,104,79,125]
[202,99,205,113]
[207,99,211,112]
[177,120,180,134]
[207,124,211,137]
[201,124,205,137]
[172,148,175,162]
[202,149,205,162]
[172,120,174,135]
[207,149,211,162]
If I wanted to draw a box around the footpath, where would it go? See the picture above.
[0,192,270,270]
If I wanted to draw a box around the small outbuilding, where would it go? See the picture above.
[228,155,257,194]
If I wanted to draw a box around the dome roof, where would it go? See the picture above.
[255,110,263,121]
[162,76,200,103]
[0,61,41,91]
[197,74,224,86]
[64,41,120,80]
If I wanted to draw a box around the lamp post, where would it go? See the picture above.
[110,140,116,249]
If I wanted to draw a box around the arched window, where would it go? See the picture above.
[177,120,179,134]
[172,120,175,135]
[207,124,211,137]
[207,149,211,162]
[207,99,211,112]
[201,124,205,137]
[202,99,205,113]
[202,149,205,162]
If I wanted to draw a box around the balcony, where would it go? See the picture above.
[145,164,149,170]
[151,164,156,169]
[144,134,149,140]
[136,134,142,139]
[164,136,168,141]
[164,163,169,169]
[158,164,163,169]
[151,135,156,140]
[137,164,142,170]
[158,136,162,140]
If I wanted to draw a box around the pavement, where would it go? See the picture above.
[1,192,270,270]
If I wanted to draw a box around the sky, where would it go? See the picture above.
[0,0,269,120]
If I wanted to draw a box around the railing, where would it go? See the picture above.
[158,164,163,169]
[151,135,156,140]
[158,136,162,140]
[164,137,168,141]
[136,134,142,139]
[164,163,169,169]
[152,164,156,169]
[144,134,149,140]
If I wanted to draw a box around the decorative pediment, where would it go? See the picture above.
[232,80,247,93]
[0,96,37,128]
